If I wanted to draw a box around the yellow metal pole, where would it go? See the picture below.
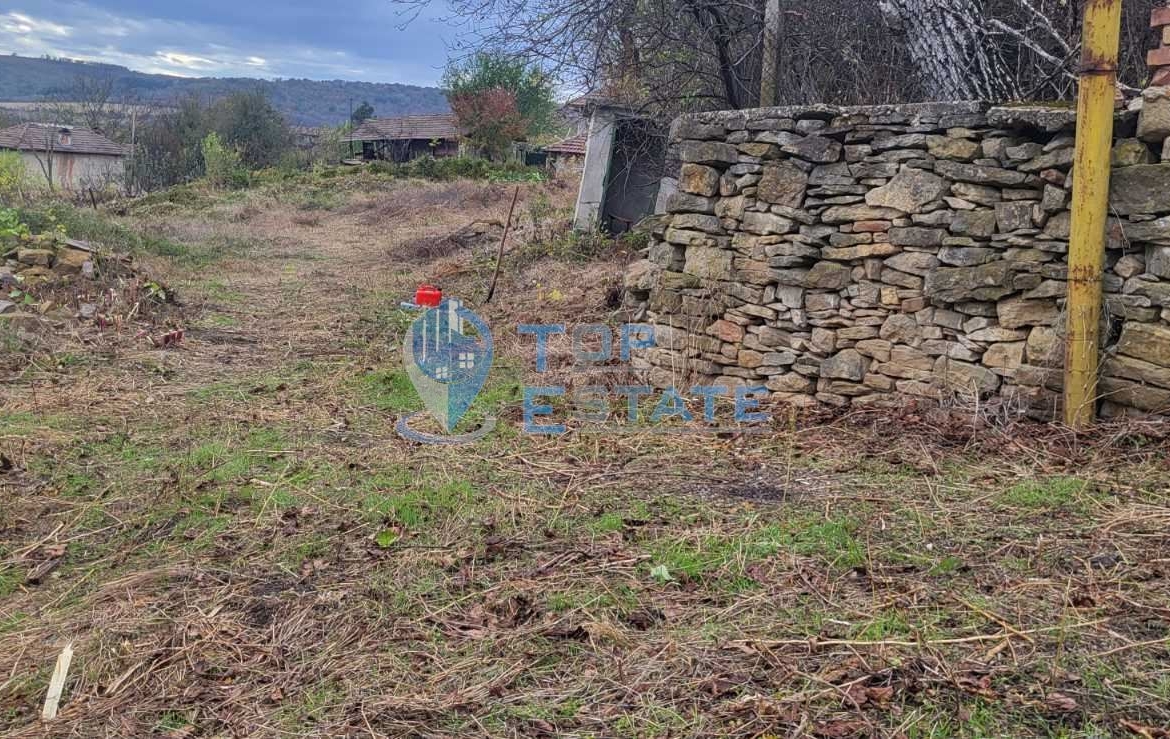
[1065,0,1123,428]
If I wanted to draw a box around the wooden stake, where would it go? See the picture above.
[484,185,521,305]
[41,642,74,721]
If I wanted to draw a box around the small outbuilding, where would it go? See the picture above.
[542,133,588,179]
[0,123,128,191]
[344,114,463,163]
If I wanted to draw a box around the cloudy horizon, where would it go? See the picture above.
[0,1,462,86]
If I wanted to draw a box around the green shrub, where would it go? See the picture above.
[0,151,29,206]
[366,156,544,183]
[0,207,30,240]
[201,132,248,190]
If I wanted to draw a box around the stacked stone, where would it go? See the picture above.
[624,101,1170,419]
[1149,7,1170,88]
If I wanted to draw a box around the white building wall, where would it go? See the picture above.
[18,151,124,191]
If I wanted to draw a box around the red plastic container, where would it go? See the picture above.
[414,284,443,308]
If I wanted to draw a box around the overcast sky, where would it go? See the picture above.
[1,1,458,86]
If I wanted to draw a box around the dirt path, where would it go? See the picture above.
[2,178,1169,738]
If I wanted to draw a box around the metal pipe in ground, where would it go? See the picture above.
[1064,0,1123,428]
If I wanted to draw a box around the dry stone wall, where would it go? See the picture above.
[624,101,1170,419]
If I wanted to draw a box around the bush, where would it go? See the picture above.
[0,207,31,240]
[367,156,544,183]
[0,152,29,206]
[201,133,248,190]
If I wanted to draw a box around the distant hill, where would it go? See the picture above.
[0,54,450,127]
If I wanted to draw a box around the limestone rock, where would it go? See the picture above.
[805,262,851,289]
[886,252,938,277]
[715,196,747,220]
[1115,322,1170,367]
[1110,165,1170,216]
[624,260,662,291]
[820,204,906,224]
[1115,253,1146,279]
[879,314,920,343]
[995,201,1033,232]
[925,262,1018,302]
[865,169,948,214]
[939,246,997,266]
[935,356,1001,394]
[667,193,717,215]
[760,132,842,163]
[680,141,739,166]
[821,242,900,261]
[684,247,733,280]
[1103,354,1170,390]
[998,297,1061,329]
[889,227,944,247]
[821,349,867,381]
[757,162,810,207]
[927,136,980,161]
[1137,87,1170,143]
[672,214,724,235]
[1026,326,1063,367]
[17,248,54,267]
[1147,246,1170,278]
[983,342,1026,369]
[680,164,721,197]
[1098,377,1170,412]
[742,212,796,236]
[935,160,1028,187]
[1112,139,1155,167]
[950,210,997,238]
[707,319,745,343]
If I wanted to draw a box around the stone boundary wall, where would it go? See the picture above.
[623,101,1170,419]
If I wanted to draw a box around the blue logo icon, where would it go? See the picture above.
[397,298,496,444]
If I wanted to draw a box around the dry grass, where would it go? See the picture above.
[0,174,1168,738]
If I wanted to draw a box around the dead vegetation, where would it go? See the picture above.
[0,173,1168,738]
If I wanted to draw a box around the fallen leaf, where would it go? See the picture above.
[1045,692,1078,713]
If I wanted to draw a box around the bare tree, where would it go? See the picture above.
[877,0,1018,100]
[395,0,1160,115]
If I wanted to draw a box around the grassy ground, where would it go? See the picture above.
[1,172,1169,738]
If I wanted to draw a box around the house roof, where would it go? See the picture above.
[0,123,128,157]
[543,133,588,156]
[344,114,461,142]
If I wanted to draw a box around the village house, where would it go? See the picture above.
[0,123,128,191]
[344,114,463,163]
[541,132,587,179]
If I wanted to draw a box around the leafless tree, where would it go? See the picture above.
[395,0,1162,116]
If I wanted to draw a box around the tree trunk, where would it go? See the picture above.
[877,0,1018,101]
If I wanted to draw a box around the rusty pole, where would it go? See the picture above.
[1064,0,1123,428]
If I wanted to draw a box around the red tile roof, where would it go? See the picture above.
[344,114,462,142]
[543,133,588,156]
[0,123,128,157]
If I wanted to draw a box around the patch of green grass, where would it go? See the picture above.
[0,611,28,634]
[361,478,475,530]
[355,370,420,413]
[281,679,345,727]
[202,313,240,328]
[790,517,867,569]
[999,476,1091,509]
[0,566,22,597]
[154,710,192,732]
[199,279,245,305]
